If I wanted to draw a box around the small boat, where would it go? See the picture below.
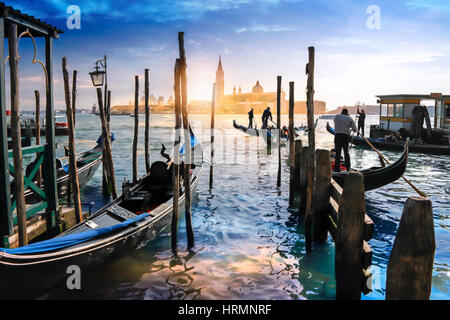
[15,135,110,204]
[327,124,409,191]
[7,136,31,149]
[0,139,203,299]
[7,117,69,137]
[232,120,309,147]
[326,122,449,156]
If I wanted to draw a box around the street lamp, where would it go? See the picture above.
[89,64,105,87]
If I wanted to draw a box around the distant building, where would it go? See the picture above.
[214,57,326,114]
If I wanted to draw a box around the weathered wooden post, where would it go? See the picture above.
[34,90,41,187]
[335,172,365,300]
[313,149,331,242]
[62,58,82,223]
[96,88,118,199]
[209,82,216,190]
[276,76,282,188]
[288,81,295,208]
[179,31,194,249]
[172,59,182,254]
[132,75,139,183]
[298,146,309,214]
[144,69,150,173]
[305,46,316,252]
[8,23,27,246]
[292,139,302,206]
[72,70,77,127]
[386,197,435,300]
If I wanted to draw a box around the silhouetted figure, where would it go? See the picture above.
[248,108,254,128]
[357,107,366,136]
[333,108,357,172]
[261,107,272,129]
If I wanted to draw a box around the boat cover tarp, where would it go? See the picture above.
[0,213,149,255]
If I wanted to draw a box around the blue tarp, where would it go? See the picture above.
[0,213,149,255]
[180,132,200,156]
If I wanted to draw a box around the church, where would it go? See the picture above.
[214,57,326,114]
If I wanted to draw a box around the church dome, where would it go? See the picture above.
[252,81,264,94]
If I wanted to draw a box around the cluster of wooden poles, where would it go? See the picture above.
[278,46,435,300]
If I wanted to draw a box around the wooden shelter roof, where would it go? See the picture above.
[0,2,63,37]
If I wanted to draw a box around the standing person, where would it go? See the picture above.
[333,108,357,172]
[248,108,254,128]
[261,107,272,129]
[357,107,366,136]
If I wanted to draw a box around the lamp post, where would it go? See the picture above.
[89,56,110,198]
[89,56,108,125]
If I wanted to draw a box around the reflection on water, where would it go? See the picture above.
[43,114,448,300]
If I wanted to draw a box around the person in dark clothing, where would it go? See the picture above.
[248,108,254,128]
[333,108,357,172]
[357,107,366,136]
[262,107,273,129]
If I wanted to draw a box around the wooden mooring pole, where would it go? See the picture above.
[178,31,194,249]
[171,59,182,254]
[62,58,82,223]
[335,172,365,300]
[386,197,435,300]
[305,46,316,252]
[8,23,27,246]
[132,75,139,183]
[276,76,282,188]
[312,149,331,242]
[144,69,150,173]
[298,146,309,215]
[34,90,41,187]
[209,82,216,190]
[96,88,117,199]
[288,81,295,208]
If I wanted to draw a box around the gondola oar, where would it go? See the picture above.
[360,134,427,198]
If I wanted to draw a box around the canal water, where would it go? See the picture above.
[41,113,449,300]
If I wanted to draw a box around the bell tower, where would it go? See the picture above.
[215,55,224,111]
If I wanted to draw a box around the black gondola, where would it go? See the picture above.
[19,136,107,204]
[327,123,409,190]
[0,142,203,299]
[326,122,449,156]
[232,120,308,147]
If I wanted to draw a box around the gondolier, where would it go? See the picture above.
[248,108,254,128]
[333,108,357,172]
[357,107,366,136]
[261,107,272,129]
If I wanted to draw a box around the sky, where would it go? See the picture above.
[5,0,450,110]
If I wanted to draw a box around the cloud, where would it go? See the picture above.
[7,0,301,23]
[404,0,450,11]
[236,24,294,33]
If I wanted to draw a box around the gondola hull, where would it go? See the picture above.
[232,120,284,147]
[326,122,449,155]
[326,123,409,191]
[23,148,103,204]
[0,156,202,299]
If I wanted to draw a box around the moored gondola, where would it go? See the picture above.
[330,135,409,191]
[16,134,110,204]
[0,141,203,299]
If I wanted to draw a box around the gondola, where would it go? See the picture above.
[0,138,203,299]
[326,122,449,156]
[17,135,108,204]
[232,120,307,147]
[327,124,409,191]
